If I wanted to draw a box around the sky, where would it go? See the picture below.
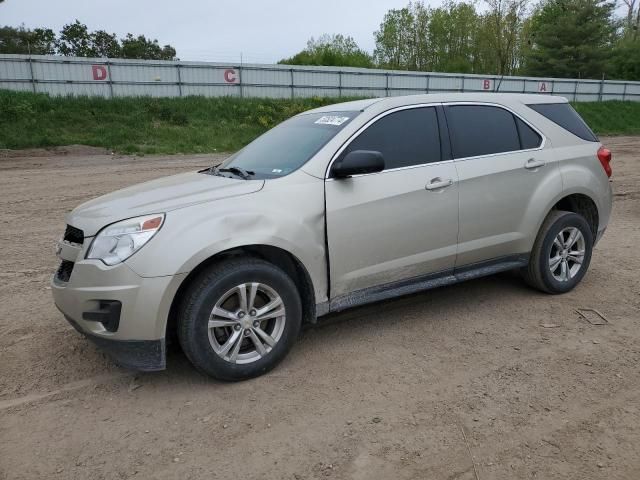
[1,0,439,63]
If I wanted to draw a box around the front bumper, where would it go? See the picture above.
[52,259,187,371]
[63,314,166,371]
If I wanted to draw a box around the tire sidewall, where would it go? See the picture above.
[537,213,594,293]
[180,262,302,381]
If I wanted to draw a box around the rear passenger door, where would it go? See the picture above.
[325,106,459,297]
[444,104,561,267]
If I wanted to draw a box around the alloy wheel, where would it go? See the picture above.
[549,226,586,282]
[207,283,286,364]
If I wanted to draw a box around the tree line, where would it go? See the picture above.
[0,20,176,60]
[280,0,640,81]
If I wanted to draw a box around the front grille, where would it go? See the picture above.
[64,225,84,245]
[56,260,75,282]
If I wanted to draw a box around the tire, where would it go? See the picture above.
[177,258,302,381]
[522,210,593,294]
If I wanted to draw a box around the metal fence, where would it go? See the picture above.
[2,54,640,102]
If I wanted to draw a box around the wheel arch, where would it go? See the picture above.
[166,244,317,341]
[551,193,599,238]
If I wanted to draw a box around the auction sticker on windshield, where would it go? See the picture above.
[315,116,350,126]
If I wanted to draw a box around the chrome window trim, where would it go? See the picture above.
[324,101,548,180]
[443,101,546,162]
[324,102,442,180]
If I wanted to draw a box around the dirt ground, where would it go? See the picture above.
[0,138,639,480]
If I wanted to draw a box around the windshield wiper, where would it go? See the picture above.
[212,166,255,180]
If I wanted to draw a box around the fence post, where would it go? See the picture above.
[550,79,555,95]
[598,75,604,102]
[106,60,114,98]
[385,73,389,97]
[573,80,578,102]
[338,70,342,98]
[176,63,182,97]
[290,68,294,99]
[239,65,244,98]
[425,74,430,94]
[27,57,36,93]
[460,75,465,93]
[622,82,628,102]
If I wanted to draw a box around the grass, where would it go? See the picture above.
[572,101,640,136]
[0,91,361,154]
[1,90,639,154]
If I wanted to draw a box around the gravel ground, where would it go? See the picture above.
[0,138,639,480]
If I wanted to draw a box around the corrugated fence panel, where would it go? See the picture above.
[342,72,385,90]
[0,58,31,80]
[0,81,32,92]
[626,83,640,98]
[430,75,464,92]
[246,67,290,87]
[1,54,640,102]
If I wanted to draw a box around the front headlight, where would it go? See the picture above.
[87,214,165,266]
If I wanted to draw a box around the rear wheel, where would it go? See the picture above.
[522,210,593,294]
[177,258,302,381]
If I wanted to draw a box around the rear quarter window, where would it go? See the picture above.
[527,103,598,142]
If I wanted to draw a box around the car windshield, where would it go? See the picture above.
[213,111,359,179]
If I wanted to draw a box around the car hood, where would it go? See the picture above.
[67,171,264,236]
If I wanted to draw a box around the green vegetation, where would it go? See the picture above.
[0,20,176,59]
[282,0,640,81]
[279,34,373,68]
[572,101,640,136]
[1,91,639,155]
[0,90,360,154]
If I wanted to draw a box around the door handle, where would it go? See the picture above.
[425,177,453,190]
[524,158,546,170]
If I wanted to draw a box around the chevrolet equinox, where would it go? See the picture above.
[52,93,613,380]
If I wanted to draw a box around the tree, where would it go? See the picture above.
[91,30,121,58]
[483,0,529,75]
[374,6,416,69]
[523,0,616,79]
[56,20,94,56]
[280,34,373,68]
[610,38,640,79]
[0,25,56,54]
[120,34,176,60]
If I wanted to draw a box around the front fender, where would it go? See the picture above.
[125,171,328,303]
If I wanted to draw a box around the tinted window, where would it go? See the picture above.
[528,103,598,142]
[516,117,542,149]
[221,111,358,179]
[446,105,520,159]
[343,107,441,170]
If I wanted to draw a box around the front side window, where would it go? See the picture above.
[218,111,358,179]
[446,105,521,159]
[341,107,441,170]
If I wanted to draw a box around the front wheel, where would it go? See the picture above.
[177,258,302,381]
[522,210,594,294]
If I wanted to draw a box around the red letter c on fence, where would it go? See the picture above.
[224,69,237,84]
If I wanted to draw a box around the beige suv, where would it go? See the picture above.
[52,93,613,380]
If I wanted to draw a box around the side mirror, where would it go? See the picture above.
[331,150,385,178]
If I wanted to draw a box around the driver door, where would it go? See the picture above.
[325,106,459,297]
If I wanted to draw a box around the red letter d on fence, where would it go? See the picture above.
[92,65,108,81]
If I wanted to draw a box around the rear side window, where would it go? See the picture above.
[343,107,441,169]
[446,105,520,158]
[515,117,542,149]
[527,103,598,142]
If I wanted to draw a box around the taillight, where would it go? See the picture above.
[597,146,612,178]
